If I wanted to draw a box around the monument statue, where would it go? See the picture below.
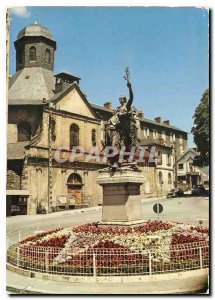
[104,67,140,167]
[97,68,144,224]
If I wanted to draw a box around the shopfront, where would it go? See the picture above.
[6,190,29,216]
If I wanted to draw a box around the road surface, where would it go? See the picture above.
[7,196,209,244]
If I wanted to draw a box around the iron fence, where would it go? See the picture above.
[7,241,209,277]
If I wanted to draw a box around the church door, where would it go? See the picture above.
[67,173,83,205]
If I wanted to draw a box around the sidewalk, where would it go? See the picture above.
[7,205,102,224]
[6,267,208,295]
[47,205,102,217]
[7,269,119,294]
[7,269,116,294]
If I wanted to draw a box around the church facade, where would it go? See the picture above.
[7,22,188,216]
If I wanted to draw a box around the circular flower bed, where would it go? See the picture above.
[7,220,209,276]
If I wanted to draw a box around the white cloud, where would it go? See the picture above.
[10,7,31,18]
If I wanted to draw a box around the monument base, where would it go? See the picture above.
[96,168,145,224]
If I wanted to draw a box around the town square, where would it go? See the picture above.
[5,6,209,295]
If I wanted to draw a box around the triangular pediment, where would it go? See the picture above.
[177,148,198,163]
[53,84,97,119]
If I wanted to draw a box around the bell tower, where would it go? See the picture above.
[14,21,56,72]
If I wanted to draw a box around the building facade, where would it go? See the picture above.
[7,22,188,216]
[177,148,209,190]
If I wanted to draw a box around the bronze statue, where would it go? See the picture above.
[104,68,140,167]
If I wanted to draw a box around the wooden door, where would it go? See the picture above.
[68,185,82,204]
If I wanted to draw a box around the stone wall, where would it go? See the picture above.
[27,164,48,215]
[8,106,43,142]
[7,170,21,190]
[140,166,156,196]
[38,109,101,151]
[7,124,18,143]
[16,37,55,71]
[26,161,103,215]
[155,169,174,196]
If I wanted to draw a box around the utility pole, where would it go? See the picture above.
[48,109,53,213]
[173,142,178,188]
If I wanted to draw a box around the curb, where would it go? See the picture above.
[141,197,166,204]
[62,206,102,215]
[7,205,102,223]
[7,285,43,295]
[7,263,209,284]
[6,263,209,294]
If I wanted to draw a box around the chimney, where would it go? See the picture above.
[103,102,112,110]
[154,117,162,124]
[163,120,170,125]
[54,79,70,94]
[138,111,144,119]
[54,72,81,94]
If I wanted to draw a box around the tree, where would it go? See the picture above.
[191,89,209,166]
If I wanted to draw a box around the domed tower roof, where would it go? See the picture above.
[9,22,56,104]
[17,21,54,41]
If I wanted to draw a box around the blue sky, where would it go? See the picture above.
[9,6,209,146]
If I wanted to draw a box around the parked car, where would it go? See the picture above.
[11,205,20,212]
[191,185,209,196]
[166,188,184,198]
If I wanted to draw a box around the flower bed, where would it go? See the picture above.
[7,220,209,276]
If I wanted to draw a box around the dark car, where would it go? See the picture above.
[191,185,209,196]
[11,205,20,212]
[166,188,184,198]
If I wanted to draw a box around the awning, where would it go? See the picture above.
[6,190,30,196]
[186,172,200,176]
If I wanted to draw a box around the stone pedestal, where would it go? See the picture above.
[96,168,145,224]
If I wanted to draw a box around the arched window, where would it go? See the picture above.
[45,49,51,64]
[168,173,172,184]
[18,121,31,142]
[157,151,162,165]
[70,124,79,149]
[29,46,36,61]
[92,129,96,146]
[167,153,171,166]
[67,173,82,185]
[158,172,163,185]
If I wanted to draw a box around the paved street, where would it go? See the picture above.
[7,207,102,244]
[141,196,209,225]
[7,196,209,244]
